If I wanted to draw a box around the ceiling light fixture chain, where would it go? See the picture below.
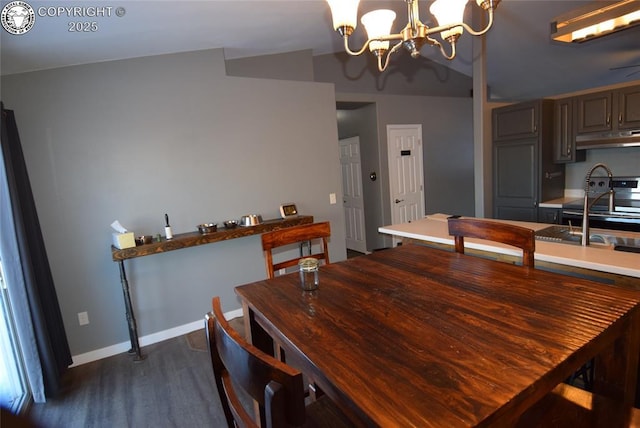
[327,0,500,72]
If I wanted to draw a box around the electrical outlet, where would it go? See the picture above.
[329,193,337,204]
[78,311,89,326]
[278,268,286,276]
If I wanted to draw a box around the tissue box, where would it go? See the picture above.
[112,232,135,249]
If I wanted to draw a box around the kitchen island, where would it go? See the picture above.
[379,214,640,283]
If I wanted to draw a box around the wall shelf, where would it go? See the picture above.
[112,215,314,261]
[110,215,314,360]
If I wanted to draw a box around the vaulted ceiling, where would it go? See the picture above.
[1,1,639,100]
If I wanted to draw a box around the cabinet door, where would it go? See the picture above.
[493,139,538,221]
[538,208,561,224]
[618,85,640,130]
[553,97,585,163]
[493,101,539,141]
[554,98,574,163]
[576,90,612,134]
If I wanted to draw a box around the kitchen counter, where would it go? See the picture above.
[539,197,578,209]
[379,214,640,279]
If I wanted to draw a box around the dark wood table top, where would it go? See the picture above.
[236,244,640,427]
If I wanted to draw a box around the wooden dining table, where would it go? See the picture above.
[235,244,640,427]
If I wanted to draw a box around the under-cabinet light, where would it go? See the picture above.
[551,0,640,43]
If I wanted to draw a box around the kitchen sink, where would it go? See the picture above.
[535,225,640,252]
[535,225,601,244]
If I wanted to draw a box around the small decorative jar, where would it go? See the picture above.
[298,257,319,291]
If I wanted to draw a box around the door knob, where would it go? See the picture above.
[395,199,404,204]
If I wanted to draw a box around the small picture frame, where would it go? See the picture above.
[279,203,298,218]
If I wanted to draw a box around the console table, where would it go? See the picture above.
[111,215,313,360]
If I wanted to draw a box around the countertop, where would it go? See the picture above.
[378,214,640,279]
[539,197,578,209]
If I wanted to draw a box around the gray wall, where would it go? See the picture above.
[316,53,476,232]
[2,48,346,356]
[334,92,475,224]
[376,94,475,225]
[229,50,476,250]
[313,52,473,98]
[226,49,315,82]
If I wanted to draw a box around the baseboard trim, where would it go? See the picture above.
[70,308,243,367]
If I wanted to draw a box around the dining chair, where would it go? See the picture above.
[447,217,536,267]
[261,221,331,279]
[448,218,598,396]
[206,296,353,428]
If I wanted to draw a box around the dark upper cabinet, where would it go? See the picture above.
[576,90,612,134]
[553,97,585,164]
[493,102,539,141]
[618,85,640,130]
[492,100,565,222]
[576,85,640,134]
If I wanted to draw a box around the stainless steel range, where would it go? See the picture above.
[562,176,640,232]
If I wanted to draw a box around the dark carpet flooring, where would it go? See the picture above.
[27,319,246,428]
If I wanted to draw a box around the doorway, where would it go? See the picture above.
[387,124,425,246]
[339,137,367,253]
[335,101,387,252]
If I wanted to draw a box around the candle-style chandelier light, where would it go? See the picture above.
[326,0,501,72]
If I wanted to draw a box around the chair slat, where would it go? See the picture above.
[206,296,353,428]
[448,218,535,267]
[261,222,331,279]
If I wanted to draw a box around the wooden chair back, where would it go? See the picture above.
[206,296,307,428]
[447,218,535,267]
[261,222,331,279]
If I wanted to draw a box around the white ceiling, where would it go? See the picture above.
[1,0,639,99]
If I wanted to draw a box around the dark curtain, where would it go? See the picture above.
[1,102,72,398]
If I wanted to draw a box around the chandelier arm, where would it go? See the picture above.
[389,40,404,55]
[343,34,405,57]
[457,9,495,36]
[425,9,495,38]
[437,40,456,61]
[343,35,371,56]
[378,41,404,72]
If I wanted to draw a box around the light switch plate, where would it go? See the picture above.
[78,311,89,326]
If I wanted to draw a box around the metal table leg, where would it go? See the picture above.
[118,260,145,361]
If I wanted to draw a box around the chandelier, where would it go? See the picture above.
[326,0,501,72]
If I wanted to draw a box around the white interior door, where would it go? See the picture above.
[387,125,424,243]
[339,137,367,253]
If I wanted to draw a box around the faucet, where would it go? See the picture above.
[581,163,615,246]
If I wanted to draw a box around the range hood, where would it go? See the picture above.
[576,129,640,150]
